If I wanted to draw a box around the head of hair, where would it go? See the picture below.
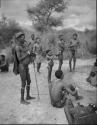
[46,50,51,54]
[55,70,63,79]
[94,59,97,67]
[31,34,35,39]
[73,33,77,37]
[35,37,40,41]
[31,33,34,36]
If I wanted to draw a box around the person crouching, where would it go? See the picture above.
[50,70,81,108]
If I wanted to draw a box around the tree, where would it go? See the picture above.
[0,15,23,48]
[27,0,70,33]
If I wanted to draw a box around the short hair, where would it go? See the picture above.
[59,34,63,40]
[36,37,40,41]
[31,33,34,36]
[31,34,35,37]
[73,33,77,37]
[55,70,63,79]
[46,50,51,54]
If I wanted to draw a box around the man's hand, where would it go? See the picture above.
[33,61,35,67]
[27,51,30,55]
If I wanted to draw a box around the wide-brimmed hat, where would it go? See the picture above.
[73,33,78,36]
[15,32,25,39]
[46,50,53,56]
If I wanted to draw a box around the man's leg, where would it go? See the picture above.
[73,51,76,71]
[37,63,39,72]
[69,50,73,72]
[64,99,74,124]
[69,58,72,72]
[20,82,30,105]
[37,54,41,73]
[58,59,63,70]
[48,66,52,83]
[73,56,76,71]
[37,63,41,73]
[38,62,41,72]
[26,67,36,100]
[58,59,61,70]
[20,67,30,105]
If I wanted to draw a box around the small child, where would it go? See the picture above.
[50,70,81,108]
[87,59,97,87]
[46,50,54,83]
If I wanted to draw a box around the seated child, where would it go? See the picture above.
[50,70,81,108]
[87,59,97,87]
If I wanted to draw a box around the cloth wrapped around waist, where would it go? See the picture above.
[48,60,54,67]
[35,54,43,63]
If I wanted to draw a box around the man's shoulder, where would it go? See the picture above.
[15,45,21,51]
[52,79,64,86]
[33,43,37,47]
[58,40,61,44]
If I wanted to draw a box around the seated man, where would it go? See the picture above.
[49,70,81,108]
[87,59,97,87]
[0,55,9,72]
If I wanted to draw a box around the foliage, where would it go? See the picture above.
[0,15,23,48]
[27,0,69,33]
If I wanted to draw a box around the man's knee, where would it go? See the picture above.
[21,81,26,88]
[60,60,63,65]
[27,74,31,85]
[69,56,72,62]
[73,56,76,62]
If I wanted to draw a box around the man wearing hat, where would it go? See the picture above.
[57,35,65,70]
[68,33,80,71]
[15,32,35,105]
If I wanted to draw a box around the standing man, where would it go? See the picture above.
[15,32,35,105]
[46,50,54,83]
[33,37,43,73]
[68,33,80,72]
[57,35,65,70]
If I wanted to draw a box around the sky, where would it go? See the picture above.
[0,0,96,31]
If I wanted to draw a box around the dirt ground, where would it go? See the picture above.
[0,58,96,124]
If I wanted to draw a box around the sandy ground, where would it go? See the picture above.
[0,58,96,124]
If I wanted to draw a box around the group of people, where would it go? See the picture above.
[46,33,80,83]
[12,31,82,107]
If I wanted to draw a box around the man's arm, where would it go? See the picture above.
[33,44,36,53]
[0,61,6,67]
[77,39,81,48]
[39,45,43,54]
[47,55,53,60]
[15,46,30,62]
